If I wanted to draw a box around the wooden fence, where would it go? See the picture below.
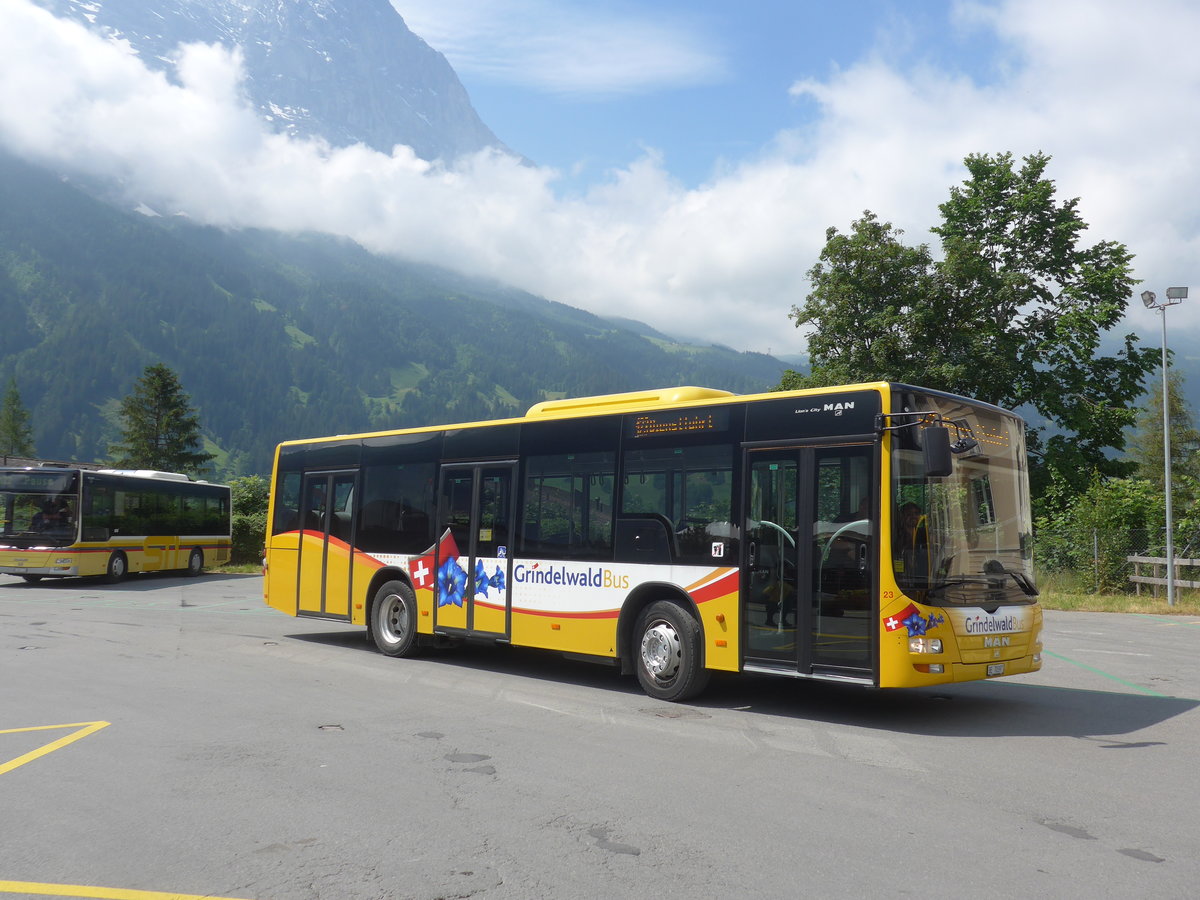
[1126,555,1200,596]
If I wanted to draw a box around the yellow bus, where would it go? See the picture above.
[263,383,1041,701]
[0,467,231,583]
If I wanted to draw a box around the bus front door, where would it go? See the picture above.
[743,445,875,678]
[296,471,356,619]
[436,463,515,638]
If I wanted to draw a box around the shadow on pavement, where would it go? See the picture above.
[1,572,260,593]
[284,628,1199,739]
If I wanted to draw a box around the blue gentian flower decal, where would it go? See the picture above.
[437,556,467,607]
[903,612,927,636]
[903,611,945,636]
[489,566,505,592]
[474,559,491,598]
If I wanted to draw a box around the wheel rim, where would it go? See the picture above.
[379,593,409,645]
[111,555,125,577]
[640,620,682,682]
[189,551,202,574]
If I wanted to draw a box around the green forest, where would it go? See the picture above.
[0,150,786,477]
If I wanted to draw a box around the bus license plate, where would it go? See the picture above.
[987,663,1005,677]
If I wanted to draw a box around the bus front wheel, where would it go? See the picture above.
[370,580,421,658]
[104,551,127,584]
[186,548,204,577]
[633,600,710,702]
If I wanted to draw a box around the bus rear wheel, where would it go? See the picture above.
[103,551,127,584]
[370,580,421,658]
[633,600,710,702]
[186,548,204,577]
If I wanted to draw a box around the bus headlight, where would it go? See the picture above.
[909,637,943,654]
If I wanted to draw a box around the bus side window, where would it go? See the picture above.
[620,444,734,564]
[356,463,436,554]
[273,472,301,534]
[82,480,112,541]
[521,452,616,560]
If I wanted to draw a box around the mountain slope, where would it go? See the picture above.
[0,151,786,475]
[32,0,508,161]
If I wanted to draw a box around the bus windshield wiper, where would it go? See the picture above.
[926,570,1038,597]
[997,567,1039,596]
[925,576,990,595]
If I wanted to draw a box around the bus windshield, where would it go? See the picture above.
[0,469,80,548]
[890,391,1036,607]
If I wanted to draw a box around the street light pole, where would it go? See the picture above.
[1142,287,1189,607]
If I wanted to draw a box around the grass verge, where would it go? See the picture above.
[1039,590,1200,615]
[1036,571,1200,614]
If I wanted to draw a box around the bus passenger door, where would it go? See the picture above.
[436,463,514,638]
[743,445,874,677]
[296,471,356,619]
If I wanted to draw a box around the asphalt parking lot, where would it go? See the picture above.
[2,573,1199,899]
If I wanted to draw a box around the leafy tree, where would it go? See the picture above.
[1034,474,1162,592]
[0,377,35,457]
[787,152,1158,509]
[1128,368,1200,487]
[110,364,215,476]
[229,474,269,564]
[230,474,269,516]
[780,213,942,388]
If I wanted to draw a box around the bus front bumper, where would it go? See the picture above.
[0,552,79,577]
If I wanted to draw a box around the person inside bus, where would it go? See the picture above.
[33,500,68,532]
[836,496,870,524]
[31,503,51,531]
[895,501,929,580]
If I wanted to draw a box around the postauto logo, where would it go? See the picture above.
[513,562,630,590]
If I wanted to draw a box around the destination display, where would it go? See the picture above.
[626,408,730,439]
[0,470,78,493]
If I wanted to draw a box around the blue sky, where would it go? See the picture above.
[400,0,1006,190]
[4,0,1200,357]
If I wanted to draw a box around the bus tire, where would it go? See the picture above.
[186,548,204,577]
[633,600,710,702]
[371,580,421,658]
[104,551,128,584]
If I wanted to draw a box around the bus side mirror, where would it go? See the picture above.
[923,426,953,477]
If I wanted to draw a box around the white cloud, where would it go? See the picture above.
[2,0,1199,357]
[391,0,727,95]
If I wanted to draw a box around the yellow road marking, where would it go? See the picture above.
[0,882,251,899]
[0,722,110,776]
[2,726,255,898]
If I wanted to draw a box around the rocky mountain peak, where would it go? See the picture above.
[34,0,511,162]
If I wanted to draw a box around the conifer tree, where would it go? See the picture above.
[110,364,214,476]
[0,377,35,457]
[1129,368,1200,487]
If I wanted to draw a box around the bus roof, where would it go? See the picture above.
[275,381,907,449]
[526,386,736,418]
